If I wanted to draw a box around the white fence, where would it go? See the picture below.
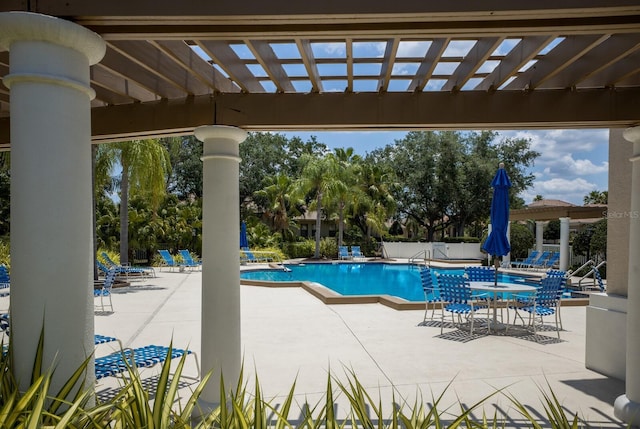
[381,241,484,261]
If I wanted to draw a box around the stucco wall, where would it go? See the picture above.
[607,129,632,296]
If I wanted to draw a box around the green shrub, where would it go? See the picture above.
[0,239,9,269]
[442,236,480,243]
[283,239,315,258]
[320,237,338,258]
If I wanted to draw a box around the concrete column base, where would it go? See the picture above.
[614,395,640,427]
[585,293,626,380]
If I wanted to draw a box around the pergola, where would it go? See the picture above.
[0,1,639,422]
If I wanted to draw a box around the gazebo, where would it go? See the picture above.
[0,1,639,423]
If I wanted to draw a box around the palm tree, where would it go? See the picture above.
[295,155,342,259]
[328,148,361,248]
[95,139,171,264]
[254,173,301,239]
[350,162,396,240]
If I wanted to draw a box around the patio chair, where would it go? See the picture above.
[464,266,502,318]
[464,266,495,282]
[94,268,117,312]
[437,273,489,336]
[420,266,440,321]
[178,249,202,271]
[94,344,200,381]
[101,252,155,279]
[351,246,364,261]
[512,275,564,338]
[511,250,540,269]
[158,249,186,271]
[591,264,606,292]
[338,246,350,260]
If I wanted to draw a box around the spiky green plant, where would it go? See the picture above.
[0,333,601,428]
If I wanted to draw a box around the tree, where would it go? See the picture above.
[254,173,301,240]
[295,155,341,258]
[543,220,561,241]
[584,190,608,205]
[369,131,538,241]
[327,148,360,247]
[96,139,171,263]
[163,136,203,199]
[350,161,396,242]
[238,132,327,219]
[509,223,535,259]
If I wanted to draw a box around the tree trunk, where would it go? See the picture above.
[91,145,98,281]
[314,193,323,258]
[120,156,129,264]
[338,202,344,248]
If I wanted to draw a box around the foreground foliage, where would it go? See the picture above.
[0,336,592,428]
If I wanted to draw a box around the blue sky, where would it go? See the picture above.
[282,129,609,206]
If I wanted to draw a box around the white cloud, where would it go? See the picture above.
[520,177,599,205]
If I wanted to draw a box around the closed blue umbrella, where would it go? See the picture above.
[482,163,512,285]
[240,221,249,249]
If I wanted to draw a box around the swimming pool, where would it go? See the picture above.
[240,262,539,302]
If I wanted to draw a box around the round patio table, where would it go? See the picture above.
[469,281,537,333]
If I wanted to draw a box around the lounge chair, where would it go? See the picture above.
[100,252,155,279]
[94,268,117,312]
[241,247,269,263]
[511,250,540,269]
[94,344,200,380]
[538,252,560,270]
[338,246,350,260]
[351,246,364,261]
[178,249,202,271]
[437,273,489,336]
[0,265,9,297]
[522,250,551,270]
[158,250,186,271]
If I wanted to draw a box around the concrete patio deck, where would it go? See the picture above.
[91,266,626,427]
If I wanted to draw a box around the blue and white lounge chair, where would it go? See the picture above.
[0,265,9,297]
[101,252,155,279]
[94,268,117,312]
[338,246,350,260]
[158,250,186,271]
[523,251,552,270]
[94,344,200,380]
[241,247,269,263]
[351,246,364,261]
[539,252,560,270]
[511,250,540,269]
[179,249,202,270]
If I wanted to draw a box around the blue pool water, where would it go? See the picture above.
[240,262,538,302]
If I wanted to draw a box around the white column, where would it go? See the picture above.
[615,126,640,425]
[0,12,105,394]
[536,221,544,253]
[559,217,570,271]
[194,125,247,410]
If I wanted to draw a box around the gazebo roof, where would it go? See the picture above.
[1,1,640,147]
